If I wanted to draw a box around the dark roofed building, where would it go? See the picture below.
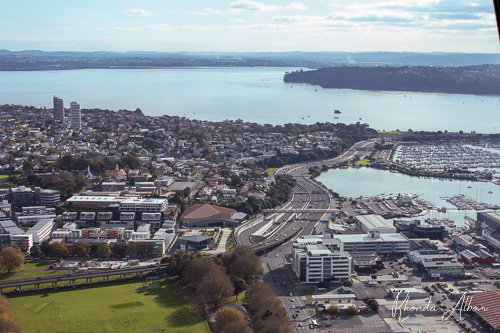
[178,235,213,252]
[349,251,383,271]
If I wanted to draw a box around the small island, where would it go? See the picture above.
[283,65,500,95]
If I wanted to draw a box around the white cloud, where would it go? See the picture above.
[205,1,308,14]
[124,9,152,16]
[230,18,247,23]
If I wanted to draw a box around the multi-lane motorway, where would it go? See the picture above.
[234,139,378,332]
[236,139,377,253]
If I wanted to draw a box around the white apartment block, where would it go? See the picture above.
[292,243,352,283]
[27,219,56,244]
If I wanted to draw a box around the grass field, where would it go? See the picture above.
[354,159,372,167]
[7,279,211,333]
[0,260,69,282]
[265,167,280,176]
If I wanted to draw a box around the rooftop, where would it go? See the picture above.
[335,233,408,243]
[355,214,394,230]
[467,290,500,329]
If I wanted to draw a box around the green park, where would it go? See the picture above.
[5,278,211,333]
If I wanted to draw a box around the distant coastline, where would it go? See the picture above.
[283,65,500,96]
[2,49,500,71]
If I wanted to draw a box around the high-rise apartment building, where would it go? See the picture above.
[70,101,81,130]
[53,96,64,121]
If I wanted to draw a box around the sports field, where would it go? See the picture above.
[6,279,211,333]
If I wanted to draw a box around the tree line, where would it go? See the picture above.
[163,246,291,333]
[284,65,500,95]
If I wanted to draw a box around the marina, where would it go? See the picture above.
[317,166,500,227]
[393,142,500,172]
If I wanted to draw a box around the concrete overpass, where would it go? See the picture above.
[262,208,333,214]
[0,264,166,294]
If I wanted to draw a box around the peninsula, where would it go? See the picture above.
[283,65,500,95]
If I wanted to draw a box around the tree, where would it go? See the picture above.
[29,245,42,259]
[182,258,221,286]
[326,305,340,315]
[40,240,51,256]
[229,246,264,283]
[50,242,69,259]
[0,295,23,333]
[214,307,252,333]
[96,243,111,259]
[73,246,88,261]
[111,242,128,258]
[244,281,290,333]
[346,305,359,315]
[0,247,24,273]
[368,299,379,311]
[231,276,248,297]
[165,251,197,276]
[197,269,234,308]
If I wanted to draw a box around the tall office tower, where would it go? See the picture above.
[70,101,81,130]
[53,96,64,121]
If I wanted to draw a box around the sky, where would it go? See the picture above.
[1,0,499,53]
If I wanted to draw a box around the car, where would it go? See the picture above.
[298,323,303,327]
[276,254,279,257]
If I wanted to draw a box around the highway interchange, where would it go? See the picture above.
[234,139,378,332]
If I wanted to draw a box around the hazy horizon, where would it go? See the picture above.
[2,0,500,53]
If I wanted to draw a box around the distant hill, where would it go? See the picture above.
[1,50,500,71]
[283,65,500,95]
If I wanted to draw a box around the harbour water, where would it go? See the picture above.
[1,67,500,132]
[317,167,500,225]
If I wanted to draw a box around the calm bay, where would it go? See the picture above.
[1,67,499,132]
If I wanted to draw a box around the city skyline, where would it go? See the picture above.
[1,0,500,53]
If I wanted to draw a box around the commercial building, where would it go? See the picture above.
[355,215,396,234]
[102,182,126,192]
[459,249,497,265]
[35,188,60,206]
[119,198,169,212]
[421,261,465,280]
[51,223,82,244]
[389,286,427,299]
[466,290,500,333]
[394,219,445,240]
[10,186,35,208]
[53,96,64,121]
[0,202,11,220]
[179,204,244,227]
[0,220,27,250]
[349,252,383,271]
[66,195,123,210]
[178,235,214,252]
[10,234,33,253]
[17,214,57,227]
[334,231,410,254]
[70,101,81,130]
[478,211,500,249]
[292,242,351,283]
[141,212,163,229]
